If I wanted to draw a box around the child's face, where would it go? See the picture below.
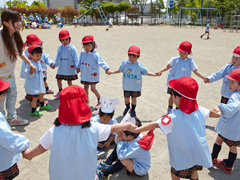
[83,43,93,53]
[232,56,240,66]
[29,53,42,62]
[128,54,139,63]
[60,38,70,46]
[228,79,240,92]
[99,114,111,124]
[172,94,181,108]
[179,51,188,60]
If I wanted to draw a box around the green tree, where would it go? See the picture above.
[29,1,46,9]
[116,1,131,14]
[150,0,164,17]
[6,0,28,8]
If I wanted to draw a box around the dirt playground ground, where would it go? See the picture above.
[10,25,240,180]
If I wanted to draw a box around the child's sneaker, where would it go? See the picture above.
[167,107,172,114]
[207,37,210,39]
[46,89,54,94]
[97,161,111,170]
[123,107,130,116]
[54,92,60,98]
[95,101,101,110]
[97,150,106,159]
[96,170,107,180]
[8,116,29,126]
[212,158,221,167]
[36,101,48,107]
[40,104,52,110]
[30,111,43,116]
[200,35,203,39]
[130,110,136,117]
[218,159,234,174]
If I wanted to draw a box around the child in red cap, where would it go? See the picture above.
[156,41,206,114]
[109,45,157,117]
[22,85,137,180]
[211,68,240,174]
[128,76,220,180]
[76,35,111,109]
[53,30,79,98]
[204,46,240,104]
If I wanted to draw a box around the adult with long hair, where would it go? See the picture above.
[0,10,37,126]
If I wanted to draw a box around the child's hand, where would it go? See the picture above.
[106,69,112,75]
[204,77,210,83]
[50,64,55,69]
[98,143,104,149]
[117,131,123,142]
[103,141,110,148]
[22,148,32,161]
[76,68,80,73]
[30,64,37,74]
[42,69,46,73]
[126,124,138,133]
[30,69,36,74]
[213,107,222,114]
[155,71,162,76]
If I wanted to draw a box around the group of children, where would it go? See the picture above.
[1,26,240,180]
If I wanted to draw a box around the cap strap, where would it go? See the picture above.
[172,88,197,100]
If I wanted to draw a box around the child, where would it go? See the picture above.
[28,13,34,22]
[24,45,52,116]
[77,35,111,109]
[0,79,29,179]
[73,16,77,28]
[42,20,50,29]
[128,76,221,180]
[20,34,55,98]
[211,68,240,174]
[201,20,210,39]
[204,46,240,104]
[92,95,119,150]
[53,30,78,98]
[156,41,205,114]
[31,20,37,29]
[110,45,157,117]
[97,115,152,179]
[22,85,137,180]
[44,15,48,23]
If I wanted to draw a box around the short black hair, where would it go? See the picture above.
[83,42,95,52]
[172,89,182,98]
[123,118,142,139]
[30,47,42,55]
[54,118,91,128]
[0,88,10,96]
[99,108,114,119]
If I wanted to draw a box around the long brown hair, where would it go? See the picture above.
[1,10,24,62]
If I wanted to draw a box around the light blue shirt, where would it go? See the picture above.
[117,135,151,176]
[73,18,77,23]
[208,64,240,98]
[29,15,34,21]
[91,115,117,135]
[119,60,148,91]
[77,50,110,82]
[44,17,48,22]
[24,59,45,95]
[215,91,240,141]
[0,113,29,172]
[54,44,78,76]
[167,56,197,86]
[42,23,50,29]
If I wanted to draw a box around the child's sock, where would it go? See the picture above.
[168,106,172,109]
[97,98,100,101]
[211,143,221,160]
[126,103,130,109]
[131,104,136,111]
[102,160,124,177]
[226,152,237,167]
[46,87,49,91]
[105,147,118,165]
[40,101,44,107]
[31,107,36,113]
[176,107,179,109]
[59,88,62,92]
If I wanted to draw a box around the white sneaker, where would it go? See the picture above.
[8,116,29,126]
[97,150,106,159]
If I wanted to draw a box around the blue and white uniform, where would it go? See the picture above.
[215,91,240,141]
[22,16,26,20]
[24,59,45,95]
[28,15,34,21]
[78,50,110,82]
[208,64,240,98]
[119,60,148,91]
[42,22,50,29]
[54,44,78,76]
[44,16,48,22]
[39,122,111,180]
[0,113,29,172]
[157,107,212,171]
[73,18,77,24]
[205,23,210,32]
[167,56,197,87]
[117,135,151,176]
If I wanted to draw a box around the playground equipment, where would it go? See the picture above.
[223,14,240,32]
[72,2,108,25]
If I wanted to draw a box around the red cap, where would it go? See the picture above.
[128,45,140,56]
[58,85,91,125]
[0,79,10,92]
[225,68,240,82]
[82,35,94,43]
[138,129,155,151]
[232,46,240,57]
[177,41,192,53]
[169,76,199,114]
[24,34,42,45]
[59,30,70,39]
[28,44,42,54]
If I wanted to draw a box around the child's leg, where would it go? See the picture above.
[31,96,38,113]
[120,159,134,173]
[123,97,130,115]
[67,80,72,86]
[84,84,89,98]
[212,135,224,160]
[105,146,118,165]
[226,146,237,167]
[171,172,180,180]
[101,160,124,177]
[90,84,100,99]
[190,171,198,180]
[131,97,137,117]
[44,80,48,88]
[57,79,62,91]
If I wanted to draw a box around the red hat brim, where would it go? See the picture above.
[0,80,10,92]
[177,47,190,53]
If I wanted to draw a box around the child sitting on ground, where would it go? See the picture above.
[97,114,153,179]
[24,45,52,116]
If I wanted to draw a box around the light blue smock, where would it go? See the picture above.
[77,50,110,82]
[208,64,240,98]
[119,60,148,91]
[215,91,240,141]
[167,56,197,86]
[44,17,48,22]
[0,113,29,172]
[28,15,34,21]
[91,115,117,135]
[163,107,212,171]
[73,18,77,23]
[54,44,78,76]
[117,135,151,176]
[24,59,45,95]
[42,23,50,29]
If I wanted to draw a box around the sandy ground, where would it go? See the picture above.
[9,24,240,180]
